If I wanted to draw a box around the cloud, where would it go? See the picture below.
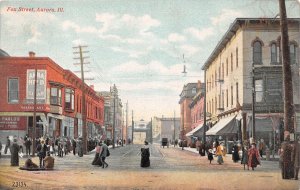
[1,10,58,44]
[62,20,98,33]
[72,39,87,46]
[168,33,186,42]
[184,27,214,41]
[26,25,42,44]
[210,9,243,26]
[180,44,201,57]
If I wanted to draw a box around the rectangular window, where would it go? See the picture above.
[236,82,239,103]
[271,43,277,64]
[65,88,75,110]
[236,47,238,68]
[231,86,233,106]
[231,53,233,72]
[222,91,224,108]
[255,80,264,102]
[226,58,228,76]
[8,78,19,103]
[222,63,224,79]
[50,87,62,105]
[290,44,296,64]
[226,89,228,107]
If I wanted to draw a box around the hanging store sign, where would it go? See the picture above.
[0,116,26,130]
[26,69,47,100]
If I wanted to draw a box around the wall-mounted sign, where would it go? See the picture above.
[0,116,26,130]
[26,69,47,100]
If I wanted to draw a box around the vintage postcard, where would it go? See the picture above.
[0,0,300,189]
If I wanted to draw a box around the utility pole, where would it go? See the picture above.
[126,101,128,144]
[122,107,124,147]
[252,67,256,141]
[132,110,134,144]
[31,64,38,157]
[173,110,176,147]
[112,84,116,149]
[279,0,294,179]
[150,118,153,144]
[73,45,89,154]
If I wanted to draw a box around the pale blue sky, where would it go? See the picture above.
[1,0,299,121]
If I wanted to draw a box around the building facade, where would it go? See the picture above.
[0,51,104,142]
[179,83,198,141]
[186,81,205,140]
[202,18,300,148]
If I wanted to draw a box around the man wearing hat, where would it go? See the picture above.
[36,138,47,168]
[10,138,20,166]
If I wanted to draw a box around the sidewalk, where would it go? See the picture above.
[175,145,280,161]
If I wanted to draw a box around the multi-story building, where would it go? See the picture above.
[97,85,124,144]
[186,81,205,140]
[179,83,198,141]
[151,116,180,143]
[202,18,300,148]
[0,51,104,141]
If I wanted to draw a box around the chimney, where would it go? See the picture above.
[29,51,35,57]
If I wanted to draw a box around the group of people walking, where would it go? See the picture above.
[199,139,262,171]
[92,140,109,168]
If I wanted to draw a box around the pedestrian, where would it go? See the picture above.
[0,140,2,157]
[232,142,240,163]
[10,138,20,166]
[77,137,83,157]
[215,141,223,165]
[248,142,260,171]
[292,136,300,180]
[199,141,205,156]
[280,135,294,179]
[99,141,108,168]
[221,142,227,157]
[207,149,214,164]
[72,138,77,155]
[241,146,249,170]
[4,136,11,154]
[92,142,102,166]
[141,141,150,167]
[36,139,47,168]
[258,138,265,158]
[25,137,32,156]
[44,152,55,170]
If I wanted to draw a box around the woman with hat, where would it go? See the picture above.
[248,142,261,170]
[140,141,150,167]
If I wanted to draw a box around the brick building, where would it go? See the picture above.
[0,51,104,142]
[186,81,205,140]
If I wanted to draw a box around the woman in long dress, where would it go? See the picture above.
[10,138,20,166]
[141,141,150,167]
[215,141,223,165]
[248,143,260,170]
[92,142,102,166]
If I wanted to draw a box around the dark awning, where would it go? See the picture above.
[206,115,237,136]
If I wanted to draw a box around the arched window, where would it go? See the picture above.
[290,42,297,64]
[253,41,262,64]
[270,43,277,64]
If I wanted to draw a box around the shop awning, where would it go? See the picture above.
[47,113,64,120]
[206,115,237,136]
[186,123,204,137]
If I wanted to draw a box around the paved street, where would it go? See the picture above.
[0,144,299,190]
